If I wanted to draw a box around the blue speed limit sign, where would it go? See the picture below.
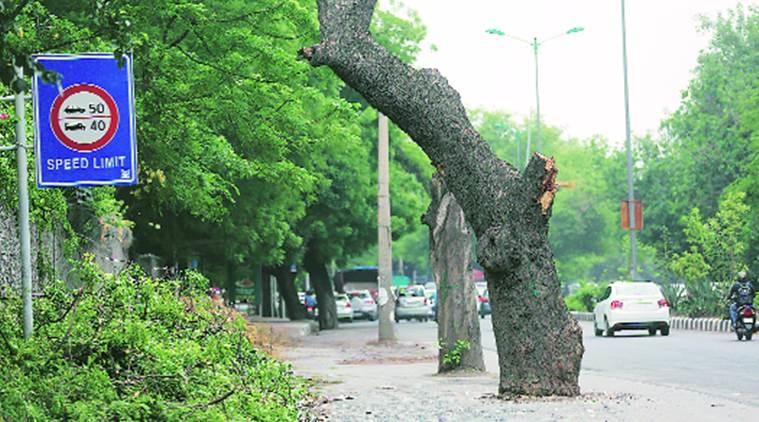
[33,53,138,187]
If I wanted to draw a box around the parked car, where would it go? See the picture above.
[349,289,377,321]
[424,282,436,295]
[478,288,491,319]
[395,285,432,322]
[593,282,670,337]
[335,293,353,322]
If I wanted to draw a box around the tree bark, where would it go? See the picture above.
[272,264,307,321]
[304,246,338,330]
[300,0,583,396]
[261,266,273,317]
[424,173,485,373]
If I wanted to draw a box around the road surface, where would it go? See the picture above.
[355,317,759,406]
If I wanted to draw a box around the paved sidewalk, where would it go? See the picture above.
[288,323,755,421]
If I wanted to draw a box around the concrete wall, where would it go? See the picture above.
[1,206,131,291]
[0,206,46,292]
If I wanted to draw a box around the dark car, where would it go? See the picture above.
[64,122,86,131]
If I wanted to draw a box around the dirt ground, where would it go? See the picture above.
[287,322,754,422]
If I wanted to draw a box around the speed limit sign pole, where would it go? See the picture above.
[0,65,34,339]
[15,65,34,339]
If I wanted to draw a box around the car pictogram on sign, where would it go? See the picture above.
[64,105,86,114]
[64,122,86,131]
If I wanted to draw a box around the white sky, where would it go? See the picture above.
[398,0,757,146]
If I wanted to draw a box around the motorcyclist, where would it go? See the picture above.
[304,290,317,307]
[727,270,757,328]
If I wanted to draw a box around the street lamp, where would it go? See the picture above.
[486,26,584,153]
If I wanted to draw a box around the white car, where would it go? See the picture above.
[593,282,670,337]
[334,293,353,322]
[395,285,433,322]
[349,290,377,321]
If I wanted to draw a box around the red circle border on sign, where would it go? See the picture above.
[50,84,120,152]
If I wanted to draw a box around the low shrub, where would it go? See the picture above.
[564,281,607,312]
[0,258,307,421]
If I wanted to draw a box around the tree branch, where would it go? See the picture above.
[300,6,518,234]
[37,287,85,329]
[167,30,190,49]
[201,389,235,408]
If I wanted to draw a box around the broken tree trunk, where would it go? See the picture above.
[423,173,485,373]
[300,0,583,396]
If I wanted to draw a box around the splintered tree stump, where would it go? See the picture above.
[300,0,583,396]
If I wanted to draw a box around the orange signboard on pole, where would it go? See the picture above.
[621,200,643,230]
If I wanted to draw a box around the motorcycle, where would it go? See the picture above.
[735,304,756,341]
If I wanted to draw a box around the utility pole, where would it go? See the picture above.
[377,113,396,342]
[621,0,638,279]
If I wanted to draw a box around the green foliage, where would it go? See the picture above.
[669,191,750,317]
[439,339,470,369]
[564,281,607,312]
[0,260,306,420]
[639,5,759,257]
[372,0,427,64]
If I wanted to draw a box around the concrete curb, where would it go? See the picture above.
[570,311,732,333]
[248,317,319,341]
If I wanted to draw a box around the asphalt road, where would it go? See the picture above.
[353,317,759,407]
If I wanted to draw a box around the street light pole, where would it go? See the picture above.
[514,128,521,170]
[532,37,542,152]
[620,0,638,279]
[486,26,583,154]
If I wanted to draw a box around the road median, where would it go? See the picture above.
[570,311,732,333]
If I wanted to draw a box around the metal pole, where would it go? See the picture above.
[377,113,396,342]
[621,0,638,279]
[525,113,532,165]
[533,37,542,152]
[14,65,33,339]
[515,130,521,170]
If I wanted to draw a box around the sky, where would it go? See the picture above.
[396,0,757,146]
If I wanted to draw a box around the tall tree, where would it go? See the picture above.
[638,6,758,258]
[299,0,583,396]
